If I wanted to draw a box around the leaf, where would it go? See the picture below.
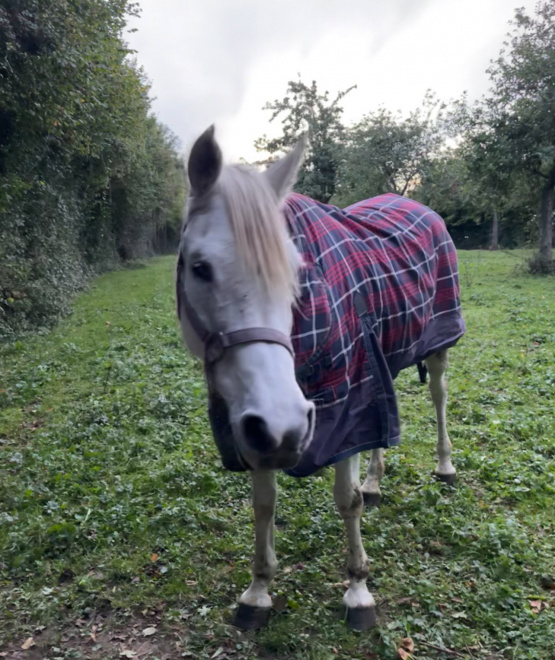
[529,600,543,613]
[273,594,288,613]
[397,649,412,660]
[142,626,157,636]
[120,651,137,658]
[198,604,211,617]
[150,553,158,562]
[212,647,224,658]
[401,637,415,652]
[21,637,35,650]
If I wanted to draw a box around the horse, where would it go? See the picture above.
[175,126,466,631]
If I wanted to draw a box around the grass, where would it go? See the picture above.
[0,250,554,660]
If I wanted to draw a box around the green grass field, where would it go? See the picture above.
[1,251,554,660]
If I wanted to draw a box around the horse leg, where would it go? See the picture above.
[361,448,385,507]
[234,470,277,630]
[334,454,376,630]
[425,350,456,485]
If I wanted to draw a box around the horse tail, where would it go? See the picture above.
[416,361,428,384]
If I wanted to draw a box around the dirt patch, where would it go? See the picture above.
[0,613,185,660]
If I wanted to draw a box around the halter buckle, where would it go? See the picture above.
[205,332,226,364]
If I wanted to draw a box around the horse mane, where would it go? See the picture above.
[217,164,299,299]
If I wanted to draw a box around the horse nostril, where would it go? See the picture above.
[241,415,278,454]
[283,410,313,451]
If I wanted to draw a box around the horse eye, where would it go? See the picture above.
[191,261,213,283]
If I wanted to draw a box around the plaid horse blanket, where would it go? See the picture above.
[283,192,466,477]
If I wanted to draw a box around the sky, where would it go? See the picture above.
[126,0,539,162]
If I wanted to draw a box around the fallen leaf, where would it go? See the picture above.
[120,651,137,658]
[397,649,412,660]
[212,647,224,658]
[198,604,211,617]
[150,553,159,562]
[142,626,157,636]
[529,600,543,614]
[21,637,35,650]
[131,576,140,583]
[452,611,468,619]
[401,637,415,652]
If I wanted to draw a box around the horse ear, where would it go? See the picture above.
[188,125,222,196]
[263,134,307,200]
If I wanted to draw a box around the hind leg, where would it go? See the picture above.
[361,448,385,507]
[425,350,456,484]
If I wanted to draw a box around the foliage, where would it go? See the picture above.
[416,143,538,250]
[255,79,355,203]
[334,92,446,208]
[0,0,185,341]
[461,1,555,265]
[1,253,554,659]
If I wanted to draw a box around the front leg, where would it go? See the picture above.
[334,454,376,630]
[234,470,277,630]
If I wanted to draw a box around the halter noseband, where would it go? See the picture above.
[181,288,294,371]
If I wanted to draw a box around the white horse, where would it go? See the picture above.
[176,126,462,631]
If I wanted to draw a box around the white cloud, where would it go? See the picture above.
[126,0,538,161]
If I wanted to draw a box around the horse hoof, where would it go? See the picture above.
[436,472,456,486]
[233,603,271,630]
[344,605,376,631]
[363,492,381,508]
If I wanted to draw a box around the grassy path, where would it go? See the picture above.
[1,252,554,659]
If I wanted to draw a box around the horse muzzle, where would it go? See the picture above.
[236,405,315,470]
[208,392,315,472]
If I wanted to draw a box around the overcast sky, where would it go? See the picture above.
[126,0,538,162]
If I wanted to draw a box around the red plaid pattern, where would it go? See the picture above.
[285,192,465,408]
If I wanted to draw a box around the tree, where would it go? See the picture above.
[481,1,555,269]
[255,79,355,203]
[334,92,446,207]
[449,97,515,250]
[0,0,185,339]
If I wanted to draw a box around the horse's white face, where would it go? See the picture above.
[177,127,314,471]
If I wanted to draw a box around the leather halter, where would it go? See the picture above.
[180,286,294,371]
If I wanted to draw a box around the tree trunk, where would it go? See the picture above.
[490,209,499,250]
[539,179,553,264]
